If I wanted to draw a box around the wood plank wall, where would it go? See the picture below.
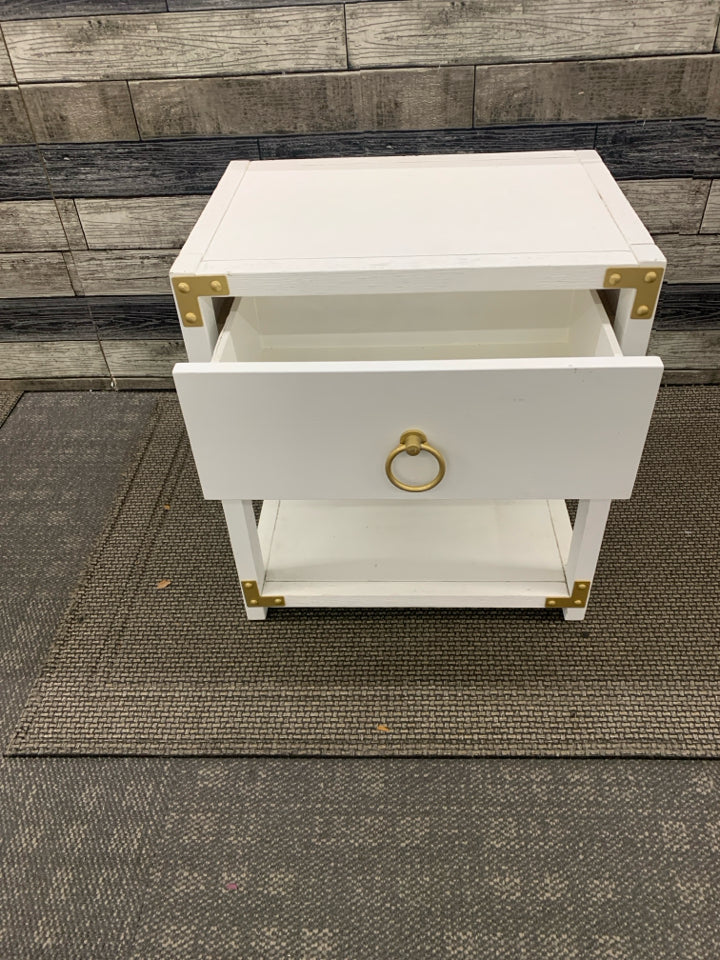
[0,0,719,389]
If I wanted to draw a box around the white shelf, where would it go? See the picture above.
[257,499,573,607]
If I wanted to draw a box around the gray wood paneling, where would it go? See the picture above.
[0,252,75,297]
[0,145,51,199]
[661,369,720,384]
[649,329,720,368]
[0,340,108,378]
[39,138,260,197]
[620,180,711,235]
[70,249,178,295]
[3,8,346,82]
[474,55,713,125]
[654,284,720,329]
[0,86,33,144]
[346,0,719,69]
[0,1,166,17]
[697,120,720,176]
[655,235,720,283]
[75,196,209,249]
[102,338,187,377]
[130,67,474,139]
[708,56,720,116]
[700,181,720,233]
[0,296,94,340]
[0,200,68,251]
[0,32,14,84]
[595,120,707,179]
[21,81,139,143]
[88,294,178,338]
[55,199,88,248]
[168,0,340,6]
[259,122,596,160]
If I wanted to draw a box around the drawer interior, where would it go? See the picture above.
[212,289,622,363]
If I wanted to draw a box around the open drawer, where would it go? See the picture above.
[173,288,662,502]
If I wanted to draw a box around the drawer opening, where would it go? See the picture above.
[212,289,622,364]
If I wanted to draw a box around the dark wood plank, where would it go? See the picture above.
[0,1,165,18]
[654,284,720,329]
[0,86,33,144]
[696,119,720,176]
[474,55,712,125]
[655,234,720,283]
[620,179,711,235]
[0,252,75,296]
[40,138,260,197]
[594,120,707,179]
[3,7,346,82]
[0,340,108,377]
[0,200,68,251]
[168,0,340,7]
[0,145,52,199]
[102,338,187,377]
[130,67,474,139]
[649,329,720,368]
[259,123,597,160]
[70,249,178,295]
[75,196,209,249]
[0,296,96,340]
[346,0,718,69]
[21,81,139,143]
[88,295,179,338]
[0,376,112,390]
[701,180,720,232]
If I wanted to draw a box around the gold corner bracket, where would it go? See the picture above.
[604,266,664,320]
[241,580,285,609]
[546,581,591,610]
[172,275,229,327]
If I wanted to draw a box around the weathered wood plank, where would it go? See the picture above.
[130,67,473,139]
[655,234,720,283]
[168,0,340,7]
[620,179,711,235]
[102,338,187,377]
[0,145,52,199]
[649,329,720,368]
[346,0,719,69]
[654,284,720,329]
[0,86,33,144]
[55,199,88,248]
[0,376,112,390]
[0,1,166,17]
[595,120,707,179]
[75,196,209,249]
[0,252,74,297]
[40,138,259,197]
[696,119,720,176]
[88,294,178,338]
[0,32,14,84]
[259,123,596,160]
[21,81,139,143]
[3,8,346,83]
[708,57,720,116]
[0,200,68,251]
[0,340,108,378]
[700,180,720,233]
[0,295,94,340]
[474,55,713,125]
[661,368,720,384]
[70,249,178,295]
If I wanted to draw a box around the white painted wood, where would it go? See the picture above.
[262,580,564,608]
[562,499,612,621]
[579,152,656,248]
[548,498,573,567]
[261,499,568,584]
[178,294,221,363]
[221,499,267,620]
[174,356,662,502]
[612,287,657,357]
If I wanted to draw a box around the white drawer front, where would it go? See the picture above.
[174,358,662,501]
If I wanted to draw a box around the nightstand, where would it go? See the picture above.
[171,151,664,621]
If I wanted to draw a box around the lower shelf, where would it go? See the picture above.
[257,498,573,608]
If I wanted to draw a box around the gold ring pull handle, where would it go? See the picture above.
[385,429,446,493]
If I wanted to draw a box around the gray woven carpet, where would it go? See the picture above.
[0,391,20,427]
[7,387,720,757]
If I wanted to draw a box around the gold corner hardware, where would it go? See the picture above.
[603,266,664,320]
[241,580,285,608]
[545,581,591,609]
[172,275,229,327]
[385,429,446,493]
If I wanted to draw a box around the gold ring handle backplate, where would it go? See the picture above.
[385,429,446,493]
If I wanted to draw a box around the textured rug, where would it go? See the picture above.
[0,391,21,427]
[7,387,720,757]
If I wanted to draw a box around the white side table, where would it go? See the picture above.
[171,151,664,621]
